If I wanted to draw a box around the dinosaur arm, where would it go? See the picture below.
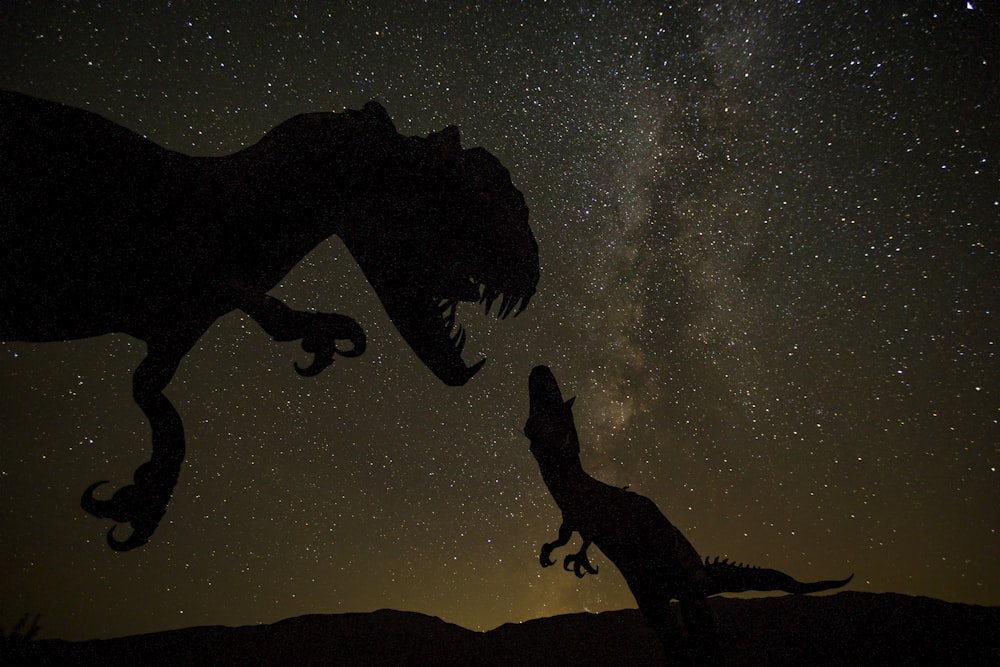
[234,288,367,376]
[540,520,574,568]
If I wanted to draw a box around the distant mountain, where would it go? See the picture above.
[5,592,998,665]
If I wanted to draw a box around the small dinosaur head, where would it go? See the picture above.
[339,102,539,385]
[524,365,580,459]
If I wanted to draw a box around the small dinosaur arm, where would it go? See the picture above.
[1,91,538,550]
[523,366,852,661]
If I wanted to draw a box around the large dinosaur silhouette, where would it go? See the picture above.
[523,366,852,665]
[1,90,538,550]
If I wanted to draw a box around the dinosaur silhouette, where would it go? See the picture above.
[523,365,852,665]
[1,90,538,550]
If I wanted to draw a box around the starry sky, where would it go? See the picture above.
[1,1,997,642]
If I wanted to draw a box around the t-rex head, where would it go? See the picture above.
[524,365,580,460]
[337,102,539,386]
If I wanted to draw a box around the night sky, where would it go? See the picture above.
[1,1,997,642]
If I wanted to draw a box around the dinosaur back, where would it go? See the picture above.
[1,89,173,185]
[0,91,193,340]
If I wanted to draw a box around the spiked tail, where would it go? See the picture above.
[703,556,854,595]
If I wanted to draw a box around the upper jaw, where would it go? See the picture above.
[346,238,536,386]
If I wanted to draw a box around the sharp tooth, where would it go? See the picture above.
[499,294,515,319]
[461,357,487,383]
[483,289,499,315]
[514,294,530,316]
[438,298,449,309]
[454,326,467,353]
[478,283,487,300]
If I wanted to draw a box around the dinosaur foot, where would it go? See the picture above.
[564,550,599,578]
[294,312,367,377]
[80,462,177,551]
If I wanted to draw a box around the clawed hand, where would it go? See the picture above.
[540,541,599,578]
[294,312,367,376]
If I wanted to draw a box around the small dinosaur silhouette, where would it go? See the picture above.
[523,365,852,664]
[1,90,538,550]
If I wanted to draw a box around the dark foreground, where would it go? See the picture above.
[4,592,998,666]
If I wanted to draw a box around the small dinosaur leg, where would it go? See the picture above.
[679,596,720,665]
[80,336,194,551]
[630,586,692,666]
[236,291,366,377]
[540,520,574,567]
[563,539,600,578]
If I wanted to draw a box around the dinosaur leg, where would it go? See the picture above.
[80,336,195,551]
[237,291,366,376]
[679,596,720,665]
[629,586,692,666]
[540,520,574,567]
[563,539,600,578]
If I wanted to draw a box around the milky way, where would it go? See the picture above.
[1,1,997,641]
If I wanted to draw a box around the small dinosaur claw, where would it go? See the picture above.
[564,551,599,578]
[539,543,557,568]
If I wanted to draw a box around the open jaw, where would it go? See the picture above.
[372,277,534,386]
[386,277,533,386]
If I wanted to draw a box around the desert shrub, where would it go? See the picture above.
[1,613,41,642]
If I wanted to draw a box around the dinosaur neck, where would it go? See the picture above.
[234,137,361,233]
[209,128,386,287]
[536,455,597,510]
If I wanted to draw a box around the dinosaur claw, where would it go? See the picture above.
[294,313,366,377]
[79,462,176,551]
[294,352,333,377]
[81,481,158,551]
[81,480,113,518]
[107,524,151,552]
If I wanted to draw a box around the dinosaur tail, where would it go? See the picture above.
[703,556,853,595]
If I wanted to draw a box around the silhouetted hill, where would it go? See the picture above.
[5,592,998,665]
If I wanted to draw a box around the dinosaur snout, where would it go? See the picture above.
[525,365,579,455]
[528,365,564,415]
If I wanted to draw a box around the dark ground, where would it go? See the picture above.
[4,592,998,666]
